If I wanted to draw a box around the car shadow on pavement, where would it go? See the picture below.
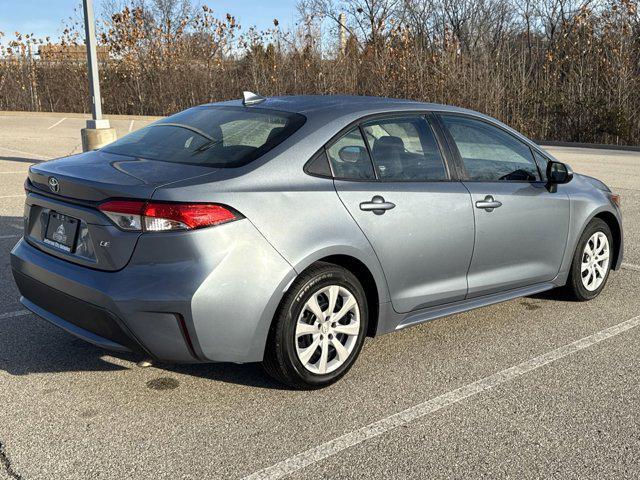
[0,308,281,388]
[527,289,579,302]
[0,322,135,375]
[161,362,285,389]
[0,155,44,164]
[0,221,23,237]
[0,320,282,388]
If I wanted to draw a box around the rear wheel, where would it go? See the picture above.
[263,262,368,389]
[564,218,613,301]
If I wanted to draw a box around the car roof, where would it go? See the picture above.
[196,94,552,175]
[209,94,473,117]
[201,95,544,158]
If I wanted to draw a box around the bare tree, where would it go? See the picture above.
[297,0,402,47]
[149,0,198,34]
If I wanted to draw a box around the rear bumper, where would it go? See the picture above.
[10,219,296,363]
[16,273,146,354]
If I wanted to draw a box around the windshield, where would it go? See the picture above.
[102,106,306,168]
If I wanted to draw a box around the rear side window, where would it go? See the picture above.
[102,106,306,168]
[440,114,540,182]
[326,127,376,180]
[361,116,447,181]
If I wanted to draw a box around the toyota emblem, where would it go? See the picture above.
[48,177,60,193]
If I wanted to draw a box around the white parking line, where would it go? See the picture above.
[0,310,30,320]
[129,120,134,132]
[622,262,640,272]
[0,195,25,199]
[243,314,640,480]
[47,117,67,129]
[0,234,21,240]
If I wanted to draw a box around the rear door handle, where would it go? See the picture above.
[360,195,396,215]
[475,195,502,212]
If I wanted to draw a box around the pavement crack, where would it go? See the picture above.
[0,440,23,480]
[66,144,81,156]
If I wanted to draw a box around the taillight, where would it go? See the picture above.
[98,200,238,232]
[143,203,237,231]
[99,200,145,231]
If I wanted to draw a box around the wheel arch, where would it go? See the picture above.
[316,254,380,338]
[282,247,390,339]
[552,195,622,287]
[593,210,622,270]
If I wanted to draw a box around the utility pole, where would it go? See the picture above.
[339,13,347,55]
[81,0,116,151]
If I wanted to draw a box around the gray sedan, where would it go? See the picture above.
[11,94,623,389]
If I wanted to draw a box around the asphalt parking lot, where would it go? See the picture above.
[1,111,639,480]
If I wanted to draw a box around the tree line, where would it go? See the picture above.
[0,0,638,145]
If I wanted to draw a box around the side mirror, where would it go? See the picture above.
[338,145,364,163]
[547,160,573,185]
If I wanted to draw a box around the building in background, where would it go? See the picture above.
[39,44,108,62]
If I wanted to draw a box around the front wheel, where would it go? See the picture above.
[263,262,368,389]
[564,218,613,301]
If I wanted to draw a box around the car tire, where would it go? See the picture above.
[564,218,613,301]
[263,262,368,390]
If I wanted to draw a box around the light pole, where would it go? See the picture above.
[81,0,116,151]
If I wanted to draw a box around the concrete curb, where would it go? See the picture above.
[0,111,163,121]
[537,140,640,153]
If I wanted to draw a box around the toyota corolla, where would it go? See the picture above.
[11,94,623,389]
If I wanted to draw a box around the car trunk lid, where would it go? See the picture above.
[28,150,217,202]
[24,150,217,271]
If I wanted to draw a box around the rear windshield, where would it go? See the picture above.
[102,106,306,168]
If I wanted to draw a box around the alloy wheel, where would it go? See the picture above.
[581,231,610,291]
[295,285,361,374]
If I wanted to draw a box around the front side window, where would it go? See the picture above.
[533,150,550,180]
[326,127,376,180]
[102,106,306,168]
[361,116,447,181]
[440,114,540,182]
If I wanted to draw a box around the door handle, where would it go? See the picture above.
[475,195,502,212]
[360,195,396,215]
